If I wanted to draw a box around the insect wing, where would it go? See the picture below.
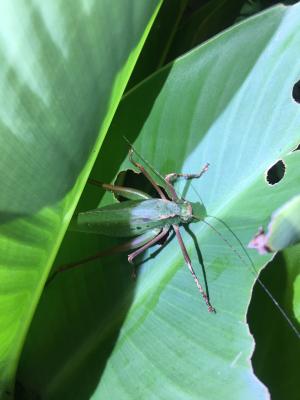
[70,199,179,238]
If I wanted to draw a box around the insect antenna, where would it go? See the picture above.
[194,214,300,339]
[189,180,300,338]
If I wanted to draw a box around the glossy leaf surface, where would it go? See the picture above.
[0,1,161,397]
[18,3,300,400]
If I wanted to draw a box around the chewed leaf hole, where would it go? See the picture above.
[292,80,300,103]
[266,160,285,185]
[293,143,300,151]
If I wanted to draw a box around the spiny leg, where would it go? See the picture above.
[129,149,166,200]
[128,226,170,278]
[172,224,215,313]
[47,229,162,286]
[46,241,140,286]
[161,164,209,202]
[165,163,209,184]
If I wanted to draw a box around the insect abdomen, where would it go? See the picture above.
[70,199,182,237]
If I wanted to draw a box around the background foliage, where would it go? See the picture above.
[0,1,299,399]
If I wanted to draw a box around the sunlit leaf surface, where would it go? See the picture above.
[17,3,300,400]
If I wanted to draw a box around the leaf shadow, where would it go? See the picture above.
[184,225,212,303]
[248,250,300,400]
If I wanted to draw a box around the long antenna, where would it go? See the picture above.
[189,179,300,338]
[194,214,300,340]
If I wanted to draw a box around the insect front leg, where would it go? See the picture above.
[172,224,215,313]
[165,163,209,185]
[162,163,209,202]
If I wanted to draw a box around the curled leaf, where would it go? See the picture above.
[248,195,300,254]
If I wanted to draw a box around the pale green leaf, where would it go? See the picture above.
[18,3,300,400]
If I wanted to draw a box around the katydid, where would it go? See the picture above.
[50,145,214,312]
[49,144,300,338]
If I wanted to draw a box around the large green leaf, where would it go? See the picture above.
[166,0,245,61]
[127,0,188,89]
[18,3,300,399]
[0,1,161,398]
[249,243,300,400]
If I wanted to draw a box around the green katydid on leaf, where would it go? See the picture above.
[50,144,300,336]
[51,145,215,311]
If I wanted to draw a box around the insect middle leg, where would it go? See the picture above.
[128,227,170,277]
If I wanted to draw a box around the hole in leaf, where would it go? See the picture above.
[266,160,285,185]
[293,143,300,152]
[292,80,300,103]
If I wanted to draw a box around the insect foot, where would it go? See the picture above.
[203,293,216,313]
[208,305,216,313]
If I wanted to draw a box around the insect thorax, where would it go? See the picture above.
[178,200,194,223]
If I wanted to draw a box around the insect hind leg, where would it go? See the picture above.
[128,227,170,278]
[128,227,170,263]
